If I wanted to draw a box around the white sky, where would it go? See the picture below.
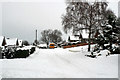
[1,1,66,43]
[0,0,119,43]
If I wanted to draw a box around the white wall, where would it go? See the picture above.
[118,1,120,17]
[0,3,2,36]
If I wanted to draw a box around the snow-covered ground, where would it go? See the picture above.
[1,45,118,78]
[0,59,2,80]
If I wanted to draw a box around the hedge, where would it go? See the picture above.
[13,50,29,58]
[30,47,35,54]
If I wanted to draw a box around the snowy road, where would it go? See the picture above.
[1,45,118,78]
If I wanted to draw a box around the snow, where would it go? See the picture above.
[6,38,18,46]
[0,59,2,80]
[107,24,112,28]
[1,45,118,78]
[17,45,35,50]
[37,44,47,48]
[69,36,80,41]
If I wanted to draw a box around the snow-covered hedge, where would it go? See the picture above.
[30,47,35,54]
[13,46,36,58]
[13,50,29,58]
[2,46,36,59]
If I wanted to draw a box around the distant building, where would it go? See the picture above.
[0,36,6,46]
[67,30,99,43]
[0,36,24,47]
[67,30,89,43]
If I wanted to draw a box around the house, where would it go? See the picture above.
[68,35,80,42]
[67,30,99,43]
[6,38,19,47]
[68,30,89,43]
[0,36,6,46]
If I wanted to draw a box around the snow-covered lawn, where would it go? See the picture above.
[0,59,2,80]
[1,45,118,78]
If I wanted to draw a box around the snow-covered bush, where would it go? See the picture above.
[2,45,36,59]
[94,15,120,54]
[30,47,35,54]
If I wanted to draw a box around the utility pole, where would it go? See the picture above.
[35,29,37,45]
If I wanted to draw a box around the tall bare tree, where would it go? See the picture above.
[41,29,62,44]
[41,29,52,45]
[62,0,108,51]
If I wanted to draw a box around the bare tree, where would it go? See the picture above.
[62,0,108,51]
[41,29,52,45]
[50,29,63,44]
[41,29,62,44]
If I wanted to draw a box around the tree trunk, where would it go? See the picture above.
[88,5,92,52]
[88,27,91,52]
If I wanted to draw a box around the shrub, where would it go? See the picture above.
[111,47,120,54]
[30,47,35,54]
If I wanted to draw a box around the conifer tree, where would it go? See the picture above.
[95,15,120,54]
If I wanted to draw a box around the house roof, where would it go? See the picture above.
[6,38,18,46]
[0,36,4,46]
[69,36,80,41]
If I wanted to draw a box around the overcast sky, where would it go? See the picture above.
[0,0,119,43]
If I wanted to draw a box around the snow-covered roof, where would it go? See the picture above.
[70,36,80,40]
[0,36,4,46]
[6,38,19,46]
[38,44,47,47]
[17,45,35,50]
